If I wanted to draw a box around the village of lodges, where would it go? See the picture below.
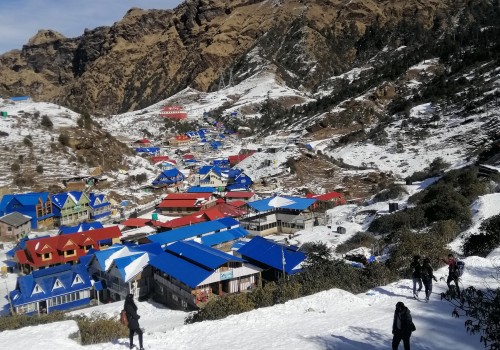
[0,124,347,316]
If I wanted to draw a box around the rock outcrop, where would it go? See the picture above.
[0,0,465,114]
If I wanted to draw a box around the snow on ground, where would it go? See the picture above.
[328,98,494,178]
[0,320,80,349]
[1,192,499,349]
[103,69,312,140]
[449,193,500,254]
[69,299,187,334]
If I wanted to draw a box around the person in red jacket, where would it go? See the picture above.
[441,254,460,298]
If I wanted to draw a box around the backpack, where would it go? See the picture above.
[455,260,465,277]
[120,309,128,327]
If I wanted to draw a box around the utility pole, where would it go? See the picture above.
[281,246,286,279]
[2,273,14,314]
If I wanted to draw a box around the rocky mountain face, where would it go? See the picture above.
[0,0,476,115]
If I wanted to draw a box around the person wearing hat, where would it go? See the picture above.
[392,301,416,350]
[124,294,144,350]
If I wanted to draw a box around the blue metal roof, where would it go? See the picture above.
[59,222,104,234]
[10,264,91,307]
[135,147,160,153]
[91,243,163,271]
[201,227,249,247]
[247,196,317,212]
[149,252,213,288]
[0,192,50,210]
[216,217,239,227]
[148,217,239,245]
[149,241,247,288]
[92,245,123,270]
[152,168,184,185]
[186,186,217,193]
[166,240,244,269]
[51,193,68,208]
[198,165,213,175]
[9,96,30,101]
[237,236,306,274]
[113,254,144,280]
[89,193,110,209]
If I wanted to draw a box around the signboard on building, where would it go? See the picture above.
[220,270,233,281]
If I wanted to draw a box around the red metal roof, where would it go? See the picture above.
[164,193,212,200]
[183,154,195,159]
[15,226,121,269]
[225,191,255,198]
[202,203,246,220]
[155,202,246,229]
[227,200,247,208]
[121,218,152,227]
[156,213,208,228]
[158,199,200,208]
[151,155,169,164]
[228,153,253,164]
[135,138,151,144]
[306,191,345,203]
[161,106,184,111]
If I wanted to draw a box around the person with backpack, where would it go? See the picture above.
[410,255,422,299]
[392,301,416,350]
[420,258,437,302]
[441,253,460,298]
[124,294,144,350]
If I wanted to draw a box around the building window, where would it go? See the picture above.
[42,253,52,260]
[65,249,76,257]
[84,245,93,252]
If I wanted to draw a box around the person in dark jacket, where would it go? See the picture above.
[421,258,438,302]
[409,255,422,299]
[392,302,416,350]
[124,294,144,350]
[441,253,460,297]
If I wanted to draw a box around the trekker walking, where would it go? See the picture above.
[410,255,422,299]
[124,294,144,350]
[441,254,460,298]
[392,301,416,350]
[420,258,437,302]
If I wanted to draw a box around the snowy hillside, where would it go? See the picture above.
[103,69,312,141]
[0,99,80,187]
